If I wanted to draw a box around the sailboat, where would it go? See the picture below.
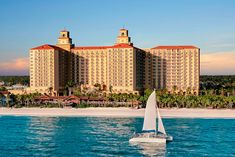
[129,90,173,143]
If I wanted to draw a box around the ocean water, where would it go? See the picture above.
[0,116,235,157]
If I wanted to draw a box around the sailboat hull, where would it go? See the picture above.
[129,137,166,143]
[166,136,173,142]
[129,133,171,143]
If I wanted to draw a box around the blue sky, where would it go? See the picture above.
[0,0,235,75]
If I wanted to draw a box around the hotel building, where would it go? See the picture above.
[29,29,200,95]
[29,45,70,95]
[149,46,200,95]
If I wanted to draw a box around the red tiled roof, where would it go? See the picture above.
[72,46,110,50]
[35,95,80,101]
[68,95,79,99]
[31,44,65,51]
[72,44,133,50]
[88,97,106,101]
[117,36,128,38]
[79,96,89,100]
[61,29,68,32]
[111,43,133,48]
[0,91,10,95]
[152,46,198,49]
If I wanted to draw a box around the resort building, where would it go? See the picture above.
[29,28,200,95]
[148,46,200,95]
[71,29,145,94]
[29,44,71,95]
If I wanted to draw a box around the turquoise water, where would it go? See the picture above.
[0,116,235,157]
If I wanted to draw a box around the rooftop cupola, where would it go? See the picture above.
[56,29,74,51]
[115,28,133,45]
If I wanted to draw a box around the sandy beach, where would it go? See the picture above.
[0,107,235,118]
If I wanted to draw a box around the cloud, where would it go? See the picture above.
[0,57,29,75]
[201,51,235,75]
[210,43,235,48]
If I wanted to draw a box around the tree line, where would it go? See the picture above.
[1,75,235,108]
[0,76,29,86]
[1,89,235,109]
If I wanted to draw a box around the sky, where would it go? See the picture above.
[0,0,235,75]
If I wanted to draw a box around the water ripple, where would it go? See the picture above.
[0,116,235,156]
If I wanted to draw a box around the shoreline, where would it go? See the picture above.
[1,107,235,118]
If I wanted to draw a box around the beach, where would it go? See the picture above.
[0,107,235,118]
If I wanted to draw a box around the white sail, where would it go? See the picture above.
[142,91,157,132]
[156,103,166,135]
[129,90,173,143]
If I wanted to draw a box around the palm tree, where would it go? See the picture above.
[186,87,191,95]
[5,94,10,108]
[25,95,30,107]
[27,94,35,107]
[102,84,107,91]
[57,99,63,108]
[73,88,82,96]
[94,83,102,91]
[172,86,178,94]
[66,81,74,96]
[48,87,53,96]
[209,89,214,95]
[109,85,113,93]
[18,94,24,105]
[0,94,3,106]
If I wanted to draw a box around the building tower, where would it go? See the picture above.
[116,28,133,45]
[56,30,74,86]
[56,30,74,51]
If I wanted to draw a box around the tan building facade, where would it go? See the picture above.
[29,45,70,95]
[29,29,200,95]
[148,46,200,94]
[71,29,145,94]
